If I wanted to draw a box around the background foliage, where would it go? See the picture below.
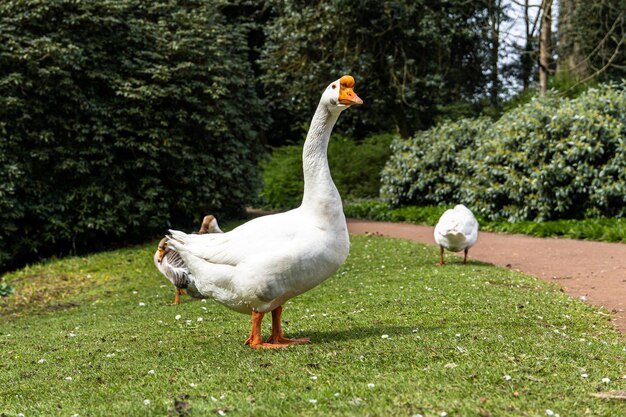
[260,134,394,209]
[381,83,626,222]
[258,0,492,144]
[0,0,268,271]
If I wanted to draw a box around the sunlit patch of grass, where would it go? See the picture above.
[0,235,624,416]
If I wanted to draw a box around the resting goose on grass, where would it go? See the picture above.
[434,204,478,265]
[164,75,362,349]
[155,215,223,304]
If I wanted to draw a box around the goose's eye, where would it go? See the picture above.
[331,84,337,89]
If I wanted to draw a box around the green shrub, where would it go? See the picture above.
[259,145,304,210]
[0,282,14,298]
[380,117,491,207]
[0,0,268,271]
[470,84,626,221]
[381,83,626,222]
[260,134,395,209]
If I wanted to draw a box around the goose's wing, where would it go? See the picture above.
[434,208,456,235]
[154,249,189,288]
[455,206,479,245]
[168,210,302,266]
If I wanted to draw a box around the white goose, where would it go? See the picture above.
[154,215,223,304]
[165,75,363,349]
[434,204,478,265]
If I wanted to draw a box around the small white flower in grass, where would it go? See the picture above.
[197,317,203,322]
[367,383,375,388]
[441,412,448,417]
[138,302,145,307]
[71,414,79,417]
[201,306,208,311]
[545,410,554,416]
[37,359,46,364]
[308,399,317,404]
[190,383,197,388]
[185,320,192,325]
[334,393,340,397]
[105,353,115,358]
[581,374,588,378]
[211,396,218,402]
[17,413,24,417]
[217,411,226,417]
[622,375,626,380]
[132,290,138,295]
[504,375,512,381]
[68,333,77,337]
[201,299,207,303]
[381,334,389,339]
[602,377,610,383]
[350,398,363,406]
[148,369,155,375]
[65,376,73,381]
[455,333,461,338]
[456,346,466,354]
[143,399,150,406]
[310,376,317,380]
[412,414,423,417]
[175,314,182,320]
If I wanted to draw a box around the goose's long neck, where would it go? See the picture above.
[301,103,343,217]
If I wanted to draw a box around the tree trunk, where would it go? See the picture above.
[557,0,588,78]
[521,0,533,91]
[538,0,552,95]
[488,0,502,106]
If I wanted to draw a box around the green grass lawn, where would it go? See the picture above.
[1,234,625,416]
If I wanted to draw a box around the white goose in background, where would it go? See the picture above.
[434,204,479,265]
[154,215,223,304]
[164,75,363,349]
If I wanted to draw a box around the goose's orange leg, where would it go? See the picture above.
[439,246,445,265]
[248,310,288,349]
[174,288,182,305]
[266,306,310,345]
[463,248,468,264]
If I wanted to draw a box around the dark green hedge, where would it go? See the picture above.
[0,0,269,271]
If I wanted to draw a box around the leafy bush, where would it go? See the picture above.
[381,118,491,207]
[0,0,268,271]
[381,83,626,221]
[260,134,395,209]
[0,282,15,298]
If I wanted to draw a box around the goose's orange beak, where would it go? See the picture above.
[338,75,363,105]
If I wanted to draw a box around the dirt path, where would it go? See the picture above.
[347,219,626,334]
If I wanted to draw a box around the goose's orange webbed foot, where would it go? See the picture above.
[266,335,310,345]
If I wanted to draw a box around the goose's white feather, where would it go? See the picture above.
[166,77,354,314]
[434,204,478,252]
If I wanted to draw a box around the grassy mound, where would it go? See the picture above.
[1,235,624,416]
